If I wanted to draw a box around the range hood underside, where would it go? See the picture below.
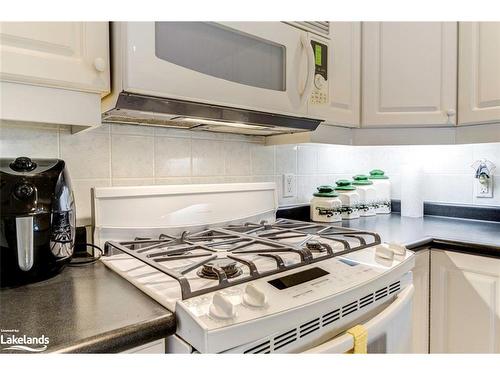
[102,93,322,136]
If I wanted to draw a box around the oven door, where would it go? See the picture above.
[304,285,414,354]
[121,22,314,117]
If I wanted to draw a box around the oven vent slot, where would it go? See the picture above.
[375,287,388,301]
[299,318,320,338]
[389,281,401,294]
[341,300,358,317]
[244,340,271,354]
[273,328,298,351]
[359,293,374,309]
[248,279,403,353]
[322,308,340,326]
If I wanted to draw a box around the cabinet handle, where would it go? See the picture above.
[94,57,106,73]
[446,109,456,117]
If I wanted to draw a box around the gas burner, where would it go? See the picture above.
[197,259,243,280]
[305,240,328,253]
[104,219,381,299]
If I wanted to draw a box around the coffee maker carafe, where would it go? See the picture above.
[0,157,75,286]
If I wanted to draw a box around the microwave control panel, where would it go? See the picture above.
[310,40,329,105]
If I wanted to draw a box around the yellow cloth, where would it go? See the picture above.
[346,325,368,354]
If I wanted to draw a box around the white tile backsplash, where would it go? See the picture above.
[422,174,473,204]
[192,139,225,176]
[111,134,155,178]
[0,123,59,158]
[155,177,192,185]
[1,121,499,225]
[154,136,191,177]
[111,124,155,136]
[224,141,251,176]
[251,143,274,175]
[72,179,111,224]
[297,145,318,174]
[60,128,110,179]
[275,145,297,175]
[112,178,155,186]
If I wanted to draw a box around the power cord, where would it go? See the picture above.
[68,243,103,267]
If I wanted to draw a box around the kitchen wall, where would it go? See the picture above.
[1,121,499,225]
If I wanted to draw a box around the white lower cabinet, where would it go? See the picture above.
[430,250,500,353]
[122,339,166,354]
[411,250,430,353]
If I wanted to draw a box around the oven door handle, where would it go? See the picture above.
[304,284,415,353]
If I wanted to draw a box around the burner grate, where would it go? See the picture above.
[104,219,381,300]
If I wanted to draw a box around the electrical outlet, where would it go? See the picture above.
[283,174,296,198]
[474,178,493,198]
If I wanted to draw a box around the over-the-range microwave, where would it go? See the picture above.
[102,22,331,136]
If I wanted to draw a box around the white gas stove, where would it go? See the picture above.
[93,183,415,354]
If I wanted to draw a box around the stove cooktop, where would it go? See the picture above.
[103,219,381,301]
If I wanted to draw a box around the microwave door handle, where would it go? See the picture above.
[16,216,34,271]
[299,34,315,106]
[303,284,415,353]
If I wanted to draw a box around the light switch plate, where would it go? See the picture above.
[474,178,493,198]
[282,174,296,198]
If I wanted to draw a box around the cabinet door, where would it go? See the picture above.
[309,22,361,127]
[430,250,500,353]
[412,250,430,353]
[122,339,165,354]
[458,22,500,125]
[0,22,109,94]
[362,22,457,127]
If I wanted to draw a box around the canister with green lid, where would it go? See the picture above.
[369,169,391,214]
[310,185,342,223]
[352,175,377,216]
[334,180,360,220]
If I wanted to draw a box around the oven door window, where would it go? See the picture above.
[155,22,286,91]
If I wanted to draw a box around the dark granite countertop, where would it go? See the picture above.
[278,205,500,256]
[339,213,500,251]
[0,262,176,353]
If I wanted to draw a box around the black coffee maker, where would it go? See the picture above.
[0,157,75,286]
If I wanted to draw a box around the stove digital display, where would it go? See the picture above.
[268,267,329,290]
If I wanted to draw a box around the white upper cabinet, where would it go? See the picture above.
[309,22,361,127]
[362,22,458,127]
[0,22,109,130]
[0,22,109,94]
[430,250,500,353]
[458,22,500,125]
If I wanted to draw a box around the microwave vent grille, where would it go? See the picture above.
[285,21,330,38]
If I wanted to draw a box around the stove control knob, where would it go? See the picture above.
[209,292,236,320]
[375,244,394,260]
[243,284,267,308]
[387,242,406,256]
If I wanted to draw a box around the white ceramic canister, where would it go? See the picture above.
[334,180,360,220]
[369,169,391,214]
[352,175,377,216]
[310,185,342,223]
